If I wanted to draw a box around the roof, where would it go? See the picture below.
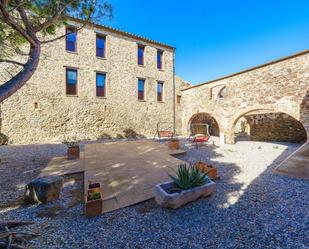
[68,17,175,50]
[182,49,309,91]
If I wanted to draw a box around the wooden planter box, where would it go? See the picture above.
[195,161,219,180]
[67,146,80,160]
[85,187,103,218]
[168,140,180,150]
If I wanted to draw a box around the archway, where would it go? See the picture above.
[189,113,220,137]
[233,111,307,143]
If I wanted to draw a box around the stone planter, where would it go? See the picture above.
[154,180,216,209]
[85,187,103,218]
[168,140,180,150]
[67,145,80,160]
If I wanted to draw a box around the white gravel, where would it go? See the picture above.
[0,139,308,249]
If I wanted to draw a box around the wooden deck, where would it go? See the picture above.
[42,140,186,214]
[84,140,185,213]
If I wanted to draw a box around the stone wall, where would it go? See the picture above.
[246,113,307,143]
[181,50,309,143]
[0,21,176,144]
[175,76,191,135]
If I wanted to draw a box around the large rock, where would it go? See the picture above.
[154,180,216,209]
[24,176,64,204]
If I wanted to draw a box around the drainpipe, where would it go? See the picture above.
[173,48,176,135]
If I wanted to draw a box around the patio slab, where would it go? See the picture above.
[84,140,186,213]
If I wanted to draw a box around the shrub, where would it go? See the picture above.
[169,164,209,190]
[99,133,112,139]
[0,133,8,145]
[116,134,124,139]
[123,128,138,139]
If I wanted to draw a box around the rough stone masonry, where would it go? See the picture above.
[0,18,308,144]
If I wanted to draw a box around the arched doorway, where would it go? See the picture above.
[189,113,220,137]
[233,111,307,143]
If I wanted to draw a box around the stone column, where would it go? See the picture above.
[225,131,236,144]
[219,132,226,145]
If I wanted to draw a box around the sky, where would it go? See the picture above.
[102,0,309,85]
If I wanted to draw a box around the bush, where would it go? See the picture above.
[123,129,138,139]
[99,133,112,139]
[0,133,8,145]
[169,164,209,190]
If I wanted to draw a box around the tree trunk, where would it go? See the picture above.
[0,44,41,102]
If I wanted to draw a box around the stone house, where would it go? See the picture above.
[0,17,308,145]
[0,18,186,144]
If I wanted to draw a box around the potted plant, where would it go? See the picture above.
[195,161,219,180]
[168,137,180,150]
[63,140,80,160]
[85,182,103,217]
[154,164,215,208]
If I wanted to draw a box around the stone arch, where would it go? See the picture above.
[188,112,220,137]
[229,108,307,144]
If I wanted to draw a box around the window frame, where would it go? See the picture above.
[65,68,78,96]
[157,50,164,70]
[96,34,106,58]
[65,27,77,53]
[137,45,145,66]
[157,81,164,102]
[96,72,107,98]
[137,78,146,101]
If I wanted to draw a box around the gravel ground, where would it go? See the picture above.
[0,139,308,249]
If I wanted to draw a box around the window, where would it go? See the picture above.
[96,35,106,58]
[138,79,145,100]
[66,68,77,95]
[66,27,77,52]
[217,86,227,99]
[96,73,106,97]
[177,95,181,104]
[138,45,144,65]
[157,82,164,102]
[157,50,163,69]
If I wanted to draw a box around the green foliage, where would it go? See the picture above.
[169,164,209,190]
[88,192,101,201]
[0,0,113,59]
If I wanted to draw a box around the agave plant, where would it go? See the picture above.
[169,164,209,190]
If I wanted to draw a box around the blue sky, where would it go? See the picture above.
[104,0,309,84]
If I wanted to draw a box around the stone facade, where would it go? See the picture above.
[0,19,308,145]
[0,20,177,144]
[181,50,309,144]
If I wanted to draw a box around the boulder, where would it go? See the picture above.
[24,176,63,204]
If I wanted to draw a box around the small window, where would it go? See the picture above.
[96,35,106,58]
[138,78,145,100]
[157,50,163,69]
[66,27,77,52]
[138,45,144,65]
[66,68,77,95]
[218,86,227,99]
[157,82,164,102]
[96,73,106,97]
[177,95,181,104]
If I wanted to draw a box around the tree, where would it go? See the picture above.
[0,0,112,102]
